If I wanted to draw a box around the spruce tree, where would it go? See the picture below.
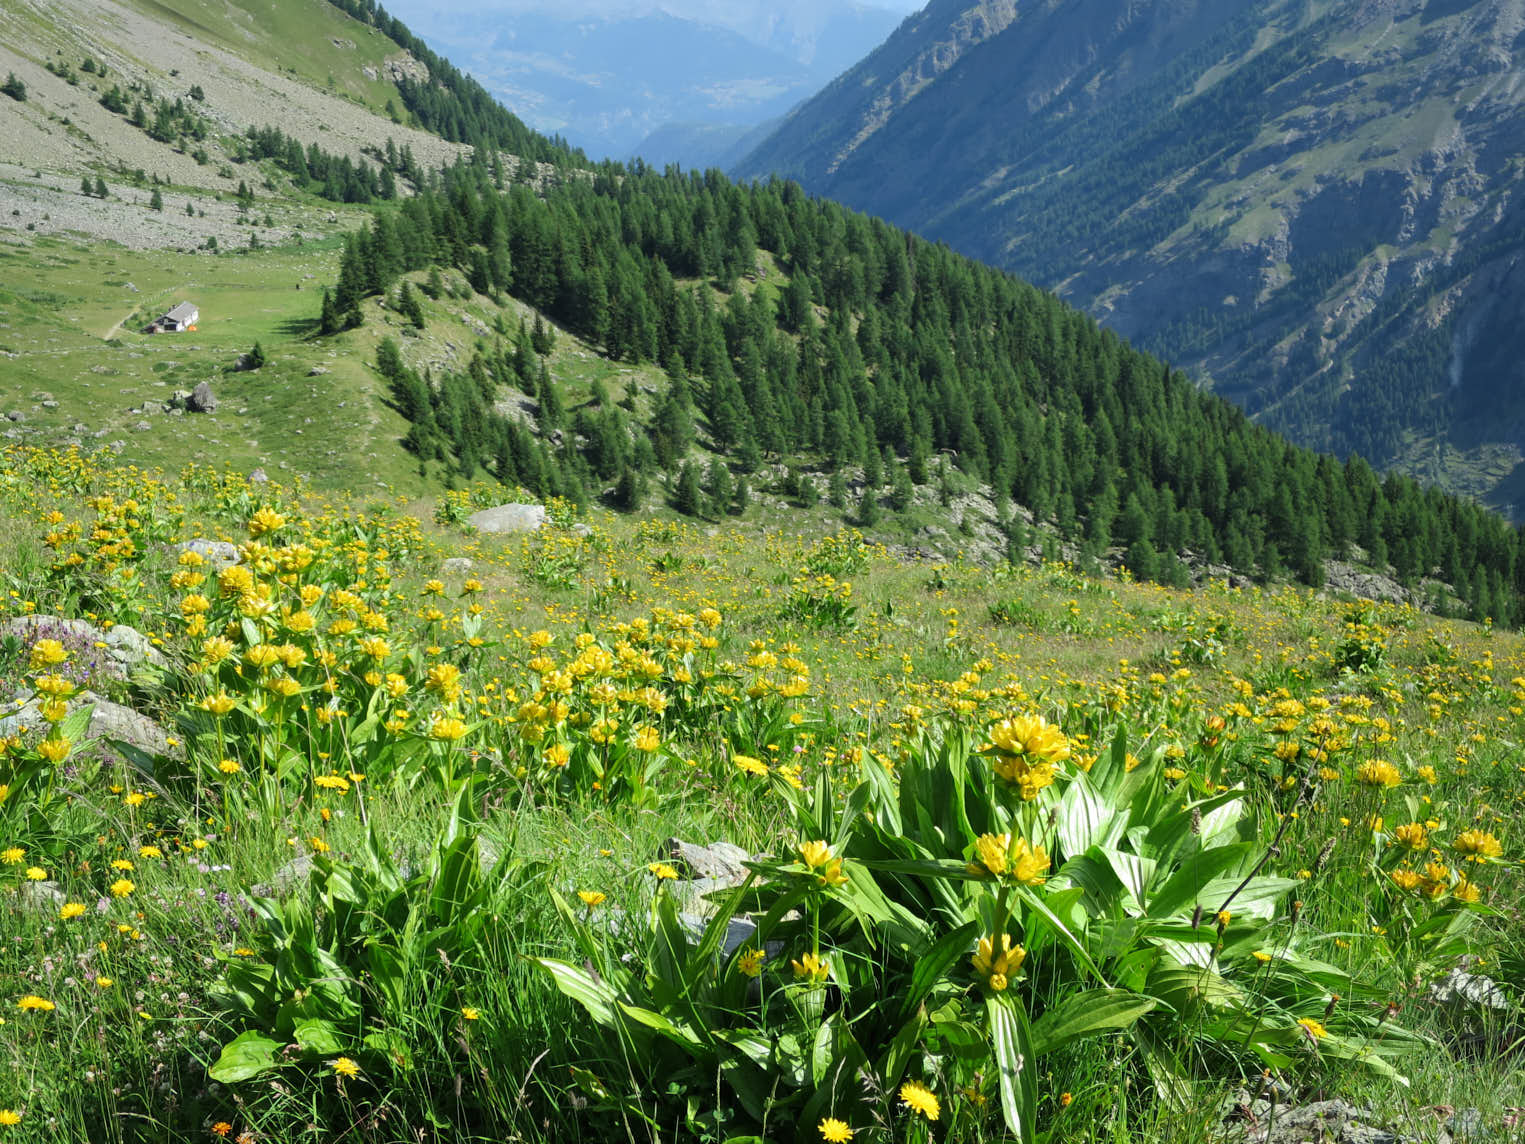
[707,459,733,518]
[859,488,881,527]
[674,460,703,516]
[614,466,643,510]
[149,188,163,211]
[318,288,341,336]
[93,176,108,199]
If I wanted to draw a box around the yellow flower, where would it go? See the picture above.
[799,840,833,869]
[59,902,87,920]
[817,858,848,888]
[94,976,113,988]
[632,725,661,752]
[461,1007,480,1021]
[0,848,23,866]
[989,714,1070,764]
[970,833,1048,884]
[1452,830,1503,859]
[429,715,468,741]
[1390,823,1427,850]
[33,674,74,698]
[244,644,280,670]
[201,636,236,664]
[110,878,135,897]
[329,1056,360,1078]
[1354,760,1401,788]
[425,663,463,701]
[899,1080,940,1122]
[23,866,46,881]
[971,933,1026,991]
[1295,1017,1327,1040]
[37,738,70,763]
[737,948,766,977]
[791,952,830,982]
[0,1109,19,1126]
[201,692,236,717]
[29,638,68,669]
[218,759,241,775]
[576,891,606,908]
[138,845,162,859]
[819,1117,853,1142]
[734,754,768,776]
[17,995,55,1012]
[648,862,679,880]
[248,507,286,538]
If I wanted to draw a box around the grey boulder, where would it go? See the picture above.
[467,503,546,534]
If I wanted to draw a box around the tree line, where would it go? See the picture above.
[322,153,1525,623]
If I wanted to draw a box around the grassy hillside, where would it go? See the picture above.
[0,445,1522,1141]
[0,232,429,492]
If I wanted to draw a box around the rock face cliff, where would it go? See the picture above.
[737,0,1525,516]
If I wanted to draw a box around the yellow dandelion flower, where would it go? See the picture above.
[819,1117,853,1142]
[899,1081,940,1122]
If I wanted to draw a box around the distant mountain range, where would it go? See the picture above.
[376,0,917,166]
[736,0,1525,517]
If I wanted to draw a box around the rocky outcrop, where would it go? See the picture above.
[186,381,217,413]
[0,691,178,760]
[0,616,166,678]
[467,503,547,534]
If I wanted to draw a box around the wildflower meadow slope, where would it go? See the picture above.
[0,444,1521,1143]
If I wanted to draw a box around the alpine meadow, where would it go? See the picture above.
[0,1,1523,1143]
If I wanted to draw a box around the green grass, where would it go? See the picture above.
[0,233,433,494]
[0,448,1523,1140]
[118,0,407,120]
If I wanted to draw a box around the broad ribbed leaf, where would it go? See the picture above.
[209,1030,284,1082]
[987,992,1036,1144]
[1029,989,1155,1055]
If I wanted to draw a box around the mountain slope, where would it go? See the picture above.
[735,0,1525,516]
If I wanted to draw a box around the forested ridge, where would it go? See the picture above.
[323,154,1525,624]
